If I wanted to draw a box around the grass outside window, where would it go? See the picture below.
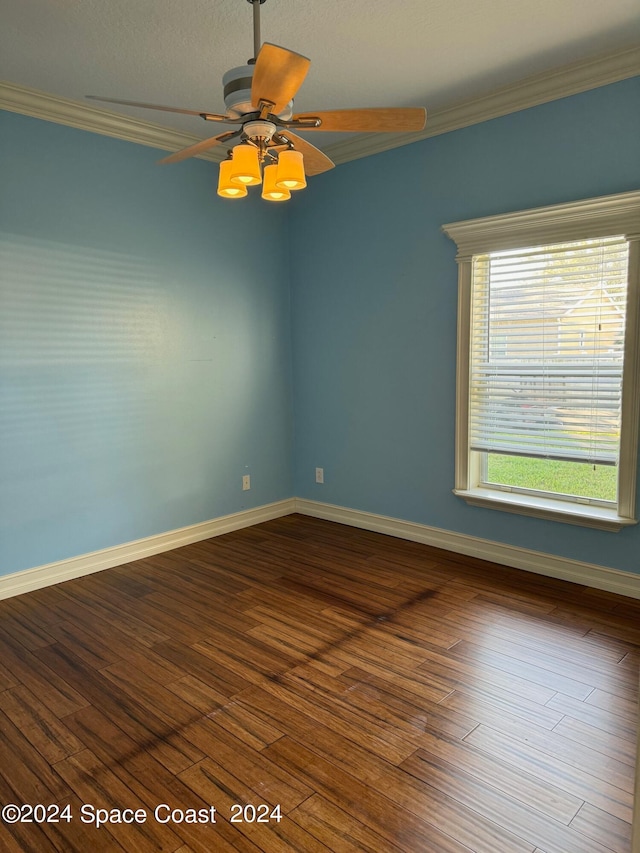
[485,453,617,502]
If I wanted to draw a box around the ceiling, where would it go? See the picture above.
[2,0,640,155]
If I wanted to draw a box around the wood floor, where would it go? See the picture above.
[0,514,638,853]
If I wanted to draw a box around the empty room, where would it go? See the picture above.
[1,1,640,851]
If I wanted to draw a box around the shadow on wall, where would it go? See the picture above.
[0,233,168,450]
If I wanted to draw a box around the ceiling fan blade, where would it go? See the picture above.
[251,43,311,113]
[86,95,233,123]
[158,130,239,165]
[291,107,427,133]
[278,132,335,177]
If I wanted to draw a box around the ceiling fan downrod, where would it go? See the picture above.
[248,0,267,64]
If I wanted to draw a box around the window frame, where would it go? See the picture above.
[443,191,640,531]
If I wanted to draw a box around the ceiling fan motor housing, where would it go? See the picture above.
[222,65,293,119]
[242,120,277,144]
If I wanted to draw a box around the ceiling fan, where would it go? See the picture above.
[87,0,427,201]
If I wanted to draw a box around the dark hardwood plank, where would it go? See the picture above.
[233,685,395,784]
[367,756,538,853]
[242,603,358,651]
[47,593,202,682]
[254,675,416,766]
[0,655,20,691]
[236,816,335,852]
[39,795,129,853]
[0,771,63,853]
[398,730,582,824]
[45,619,123,669]
[178,756,323,850]
[143,588,260,635]
[59,583,171,647]
[551,607,640,648]
[35,643,204,775]
[293,663,476,742]
[83,580,210,645]
[0,627,90,717]
[0,684,84,764]
[290,794,406,853]
[183,717,313,811]
[0,607,57,650]
[264,736,477,853]
[190,634,301,689]
[165,674,229,715]
[204,699,284,750]
[53,749,183,852]
[0,708,71,802]
[99,660,201,729]
[3,585,70,627]
[235,583,336,618]
[127,549,252,597]
[336,667,478,740]
[84,565,155,599]
[245,624,320,664]
[63,706,243,853]
[0,514,637,853]
[151,639,254,697]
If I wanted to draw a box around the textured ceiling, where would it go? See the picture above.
[2,0,640,152]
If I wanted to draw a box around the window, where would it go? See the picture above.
[443,191,640,530]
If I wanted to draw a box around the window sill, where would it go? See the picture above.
[453,487,637,531]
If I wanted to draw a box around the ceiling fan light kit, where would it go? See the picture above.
[275,150,306,190]
[87,0,427,202]
[261,164,291,201]
[229,143,262,185]
[217,159,249,197]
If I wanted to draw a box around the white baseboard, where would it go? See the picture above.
[2,496,639,602]
[294,498,640,600]
[0,499,295,601]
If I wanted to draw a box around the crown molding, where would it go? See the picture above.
[442,189,640,255]
[324,44,640,165]
[1,44,639,167]
[0,80,224,163]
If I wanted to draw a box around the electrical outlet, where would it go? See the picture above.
[242,474,251,491]
[315,467,324,484]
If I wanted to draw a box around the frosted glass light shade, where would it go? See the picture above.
[261,164,291,202]
[275,150,306,190]
[230,144,261,186]
[217,160,248,198]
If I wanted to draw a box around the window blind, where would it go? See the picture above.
[469,236,629,465]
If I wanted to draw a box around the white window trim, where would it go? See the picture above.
[443,191,640,531]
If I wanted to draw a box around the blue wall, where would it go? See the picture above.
[291,77,640,575]
[0,112,293,574]
[2,77,640,580]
